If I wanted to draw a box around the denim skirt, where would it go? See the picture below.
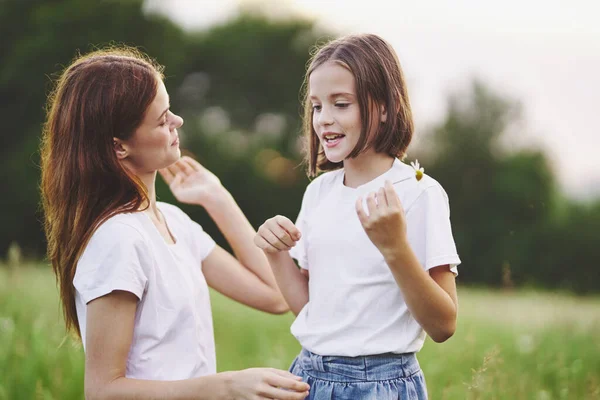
[289,348,428,400]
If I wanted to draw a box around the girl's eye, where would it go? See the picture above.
[160,118,168,126]
[312,105,322,112]
[336,103,350,108]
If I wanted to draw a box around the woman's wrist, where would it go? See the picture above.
[199,186,233,212]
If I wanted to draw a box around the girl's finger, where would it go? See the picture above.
[366,192,378,215]
[384,180,401,207]
[267,222,296,248]
[275,217,301,241]
[260,228,290,251]
[355,196,369,225]
[378,187,389,207]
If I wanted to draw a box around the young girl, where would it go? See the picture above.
[254,34,460,399]
[40,47,310,400]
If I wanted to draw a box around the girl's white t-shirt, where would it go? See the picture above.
[289,159,461,357]
[74,202,217,380]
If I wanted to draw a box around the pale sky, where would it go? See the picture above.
[144,0,600,199]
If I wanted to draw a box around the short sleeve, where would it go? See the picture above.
[187,219,216,264]
[405,184,461,275]
[74,222,150,304]
[289,188,311,270]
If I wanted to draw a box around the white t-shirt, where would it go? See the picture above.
[289,158,461,357]
[74,202,217,380]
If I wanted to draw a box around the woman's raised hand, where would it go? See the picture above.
[159,156,222,208]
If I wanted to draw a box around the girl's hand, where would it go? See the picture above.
[159,156,223,208]
[355,180,408,257]
[228,368,309,399]
[254,216,301,253]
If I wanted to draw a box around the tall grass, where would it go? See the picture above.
[1,265,599,399]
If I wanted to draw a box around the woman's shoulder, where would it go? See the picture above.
[157,202,191,226]
[89,212,149,247]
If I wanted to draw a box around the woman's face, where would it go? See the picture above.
[116,78,183,174]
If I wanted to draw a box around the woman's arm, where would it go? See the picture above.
[254,216,309,316]
[84,291,309,400]
[159,157,288,314]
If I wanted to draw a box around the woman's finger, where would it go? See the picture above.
[182,156,204,172]
[176,158,195,176]
[158,167,174,184]
[265,372,310,393]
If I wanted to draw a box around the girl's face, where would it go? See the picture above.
[117,78,183,174]
[309,62,362,164]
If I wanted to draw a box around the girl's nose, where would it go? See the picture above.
[318,106,334,126]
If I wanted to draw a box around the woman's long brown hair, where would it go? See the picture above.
[40,47,164,338]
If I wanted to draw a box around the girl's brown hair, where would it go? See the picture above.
[40,47,164,337]
[301,34,414,177]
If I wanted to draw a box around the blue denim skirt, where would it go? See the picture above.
[289,348,428,400]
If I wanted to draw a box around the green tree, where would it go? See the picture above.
[423,81,557,287]
[0,0,187,256]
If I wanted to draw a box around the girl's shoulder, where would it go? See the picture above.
[392,160,450,212]
[304,168,344,198]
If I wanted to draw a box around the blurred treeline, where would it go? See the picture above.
[1,0,598,293]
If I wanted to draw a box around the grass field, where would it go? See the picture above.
[1,265,599,399]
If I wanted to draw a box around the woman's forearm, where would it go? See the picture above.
[87,372,231,400]
[265,252,309,315]
[202,188,278,289]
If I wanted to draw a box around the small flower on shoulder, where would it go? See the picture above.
[410,160,425,181]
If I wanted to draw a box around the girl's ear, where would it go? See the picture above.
[113,138,128,160]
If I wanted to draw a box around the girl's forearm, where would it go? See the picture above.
[383,244,457,342]
[265,252,309,315]
[202,188,278,289]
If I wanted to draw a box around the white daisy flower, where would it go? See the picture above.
[410,160,425,181]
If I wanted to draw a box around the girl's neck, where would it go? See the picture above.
[342,150,395,188]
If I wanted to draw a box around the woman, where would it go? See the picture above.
[40,47,309,400]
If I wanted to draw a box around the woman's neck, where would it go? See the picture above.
[342,150,395,188]
[138,171,160,218]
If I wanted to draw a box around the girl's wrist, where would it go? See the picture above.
[381,238,412,264]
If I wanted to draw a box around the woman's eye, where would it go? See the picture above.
[336,103,350,108]
[312,105,322,112]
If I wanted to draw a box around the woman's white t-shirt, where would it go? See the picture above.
[74,202,216,380]
[289,159,461,357]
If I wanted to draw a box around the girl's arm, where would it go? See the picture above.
[356,181,457,343]
[254,216,309,316]
[160,157,288,314]
[84,291,309,400]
